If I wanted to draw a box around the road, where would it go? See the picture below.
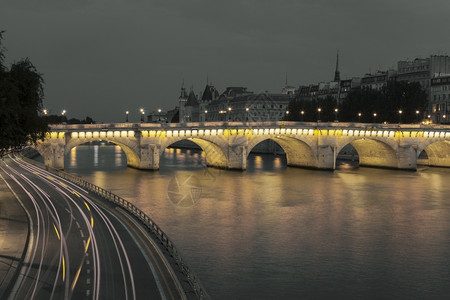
[0,156,188,300]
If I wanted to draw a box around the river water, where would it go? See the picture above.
[63,144,450,299]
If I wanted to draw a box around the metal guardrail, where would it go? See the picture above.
[22,156,209,300]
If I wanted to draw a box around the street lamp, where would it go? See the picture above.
[43,109,48,115]
[300,110,304,122]
[398,109,403,124]
[373,113,377,123]
[317,108,321,122]
[61,109,66,116]
[140,108,144,123]
[245,107,249,121]
[358,112,361,122]
[428,114,431,124]
[219,109,226,121]
[443,114,447,124]
[228,107,232,121]
[334,108,339,122]
[158,108,162,122]
[204,110,208,121]
[126,110,129,122]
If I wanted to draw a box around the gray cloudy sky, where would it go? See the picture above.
[1,0,450,122]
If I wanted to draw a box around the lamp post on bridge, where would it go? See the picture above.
[125,111,129,122]
[228,107,232,121]
[317,108,321,122]
[398,109,403,124]
[300,110,304,122]
[373,113,377,123]
[246,107,249,121]
[416,110,420,123]
[204,110,208,122]
[334,108,339,122]
[158,108,162,122]
[140,108,145,123]
[358,112,361,123]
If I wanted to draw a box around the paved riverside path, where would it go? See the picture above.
[0,171,29,298]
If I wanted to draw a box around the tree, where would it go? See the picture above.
[286,81,428,124]
[285,96,338,122]
[0,31,48,157]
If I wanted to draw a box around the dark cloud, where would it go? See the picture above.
[1,0,450,122]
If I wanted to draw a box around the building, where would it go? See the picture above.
[397,55,450,120]
[147,110,168,123]
[360,70,397,91]
[339,78,361,101]
[296,52,351,105]
[178,82,219,122]
[430,74,450,124]
[205,87,293,122]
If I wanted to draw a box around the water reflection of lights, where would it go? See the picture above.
[114,145,122,166]
[254,155,262,169]
[273,157,281,169]
[70,147,77,167]
[93,145,99,166]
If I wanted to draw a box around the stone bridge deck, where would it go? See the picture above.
[35,121,450,171]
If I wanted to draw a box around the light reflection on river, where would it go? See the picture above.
[65,144,450,299]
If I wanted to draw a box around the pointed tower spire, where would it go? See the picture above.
[334,50,340,82]
[180,79,186,98]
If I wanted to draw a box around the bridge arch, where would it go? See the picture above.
[247,136,318,168]
[160,137,228,169]
[339,138,398,169]
[417,140,450,167]
[65,138,142,169]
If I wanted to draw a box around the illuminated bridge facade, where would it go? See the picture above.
[35,121,450,171]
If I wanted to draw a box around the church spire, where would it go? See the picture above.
[334,50,340,82]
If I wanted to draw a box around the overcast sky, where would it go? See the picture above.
[1,0,450,122]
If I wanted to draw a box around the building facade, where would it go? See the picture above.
[397,55,450,121]
[360,70,397,91]
[205,87,292,122]
[430,75,450,124]
[178,83,219,122]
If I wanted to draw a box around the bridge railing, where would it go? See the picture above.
[21,156,209,300]
[49,121,450,133]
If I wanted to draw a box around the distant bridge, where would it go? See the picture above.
[35,121,450,171]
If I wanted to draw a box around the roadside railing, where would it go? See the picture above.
[22,156,209,300]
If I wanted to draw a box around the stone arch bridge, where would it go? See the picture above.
[35,121,450,171]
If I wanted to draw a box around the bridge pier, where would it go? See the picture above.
[227,145,248,170]
[397,145,418,170]
[316,145,336,170]
[128,144,161,170]
[40,143,65,170]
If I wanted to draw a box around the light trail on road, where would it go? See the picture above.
[0,156,189,299]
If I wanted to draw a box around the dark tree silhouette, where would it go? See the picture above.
[286,81,428,124]
[0,31,48,156]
